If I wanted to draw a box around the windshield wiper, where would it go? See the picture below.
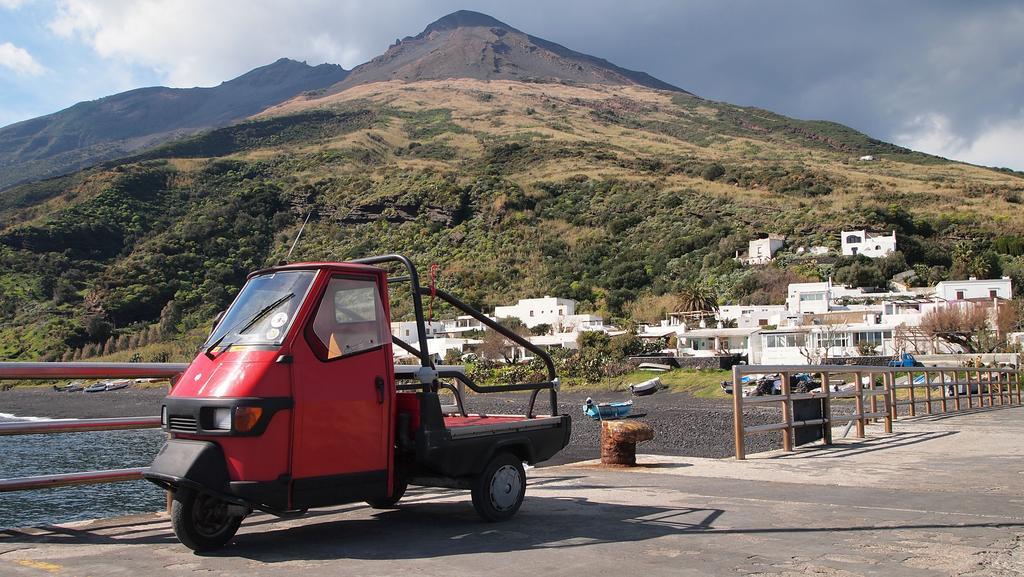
[204,293,295,358]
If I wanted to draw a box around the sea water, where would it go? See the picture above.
[0,413,166,530]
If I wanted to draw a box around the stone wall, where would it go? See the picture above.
[629,355,745,370]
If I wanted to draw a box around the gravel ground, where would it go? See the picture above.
[0,385,783,463]
[454,390,782,464]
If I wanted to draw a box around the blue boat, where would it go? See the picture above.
[583,397,633,420]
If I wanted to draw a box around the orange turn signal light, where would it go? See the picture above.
[233,406,263,433]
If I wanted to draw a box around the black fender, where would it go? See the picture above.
[474,438,536,473]
[143,439,234,499]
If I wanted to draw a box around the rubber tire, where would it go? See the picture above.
[366,479,408,509]
[170,487,244,552]
[471,453,526,522]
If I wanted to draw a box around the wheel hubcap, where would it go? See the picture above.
[489,465,522,512]
[192,493,233,538]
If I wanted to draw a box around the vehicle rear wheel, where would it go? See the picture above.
[471,453,526,522]
[171,487,244,552]
[366,478,408,509]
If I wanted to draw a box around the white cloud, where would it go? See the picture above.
[896,112,1024,170]
[0,42,46,76]
[47,0,418,87]
[0,0,31,9]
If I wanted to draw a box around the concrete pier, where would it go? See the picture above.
[2,406,1022,576]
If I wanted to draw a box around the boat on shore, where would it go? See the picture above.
[637,362,672,372]
[84,382,108,393]
[583,398,633,420]
[105,380,131,391]
[54,380,85,393]
[629,377,662,396]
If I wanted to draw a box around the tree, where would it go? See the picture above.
[834,260,885,288]
[920,304,990,353]
[479,329,516,364]
[478,319,529,364]
[701,162,725,181]
[529,323,552,336]
[158,300,182,337]
[85,315,112,342]
[677,281,718,317]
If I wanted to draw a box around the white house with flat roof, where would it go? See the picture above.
[717,305,787,328]
[933,277,1012,301]
[494,296,576,329]
[390,320,446,340]
[841,230,896,258]
[741,236,785,265]
[676,326,762,360]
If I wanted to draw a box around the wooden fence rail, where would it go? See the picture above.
[732,364,1022,460]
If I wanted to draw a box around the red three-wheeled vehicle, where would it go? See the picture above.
[144,254,570,551]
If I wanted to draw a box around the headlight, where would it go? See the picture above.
[212,407,232,430]
[160,405,167,427]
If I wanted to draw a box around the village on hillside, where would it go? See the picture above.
[408,230,1018,367]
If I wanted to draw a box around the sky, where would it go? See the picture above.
[1,0,1023,170]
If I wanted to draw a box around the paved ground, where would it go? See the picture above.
[2,406,1023,576]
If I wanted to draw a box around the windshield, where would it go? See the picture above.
[204,270,316,349]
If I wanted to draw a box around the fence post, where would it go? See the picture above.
[882,372,893,433]
[869,371,878,422]
[889,369,899,420]
[732,365,745,460]
[780,371,793,452]
[939,369,948,413]
[908,370,917,417]
[950,371,958,409]
[854,371,865,438]
[924,370,933,414]
[821,370,833,445]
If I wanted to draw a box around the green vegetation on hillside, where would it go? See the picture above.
[2,80,1023,361]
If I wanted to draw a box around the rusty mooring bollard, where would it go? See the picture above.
[600,420,654,466]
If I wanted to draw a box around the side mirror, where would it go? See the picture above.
[210,310,226,337]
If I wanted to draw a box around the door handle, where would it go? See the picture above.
[375,376,385,405]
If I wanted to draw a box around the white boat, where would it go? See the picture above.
[105,380,131,391]
[630,377,662,396]
[637,362,672,372]
[84,382,109,393]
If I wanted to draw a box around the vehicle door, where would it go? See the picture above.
[289,271,394,508]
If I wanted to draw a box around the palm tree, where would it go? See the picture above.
[677,281,719,317]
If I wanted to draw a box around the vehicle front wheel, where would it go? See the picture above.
[471,453,526,522]
[170,487,244,552]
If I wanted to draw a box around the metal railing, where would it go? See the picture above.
[731,364,1022,460]
[0,362,184,492]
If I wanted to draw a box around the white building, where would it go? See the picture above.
[440,315,490,336]
[841,230,897,258]
[494,296,576,329]
[717,305,787,328]
[390,320,446,341]
[933,277,1012,301]
[741,236,785,265]
[758,324,899,365]
[676,327,761,360]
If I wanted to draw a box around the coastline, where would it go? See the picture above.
[0,386,168,420]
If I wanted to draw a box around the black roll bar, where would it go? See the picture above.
[349,254,434,372]
[430,288,559,415]
[360,255,559,416]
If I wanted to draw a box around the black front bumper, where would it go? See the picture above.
[144,439,289,511]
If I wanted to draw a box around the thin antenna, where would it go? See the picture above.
[285,212,312,261]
